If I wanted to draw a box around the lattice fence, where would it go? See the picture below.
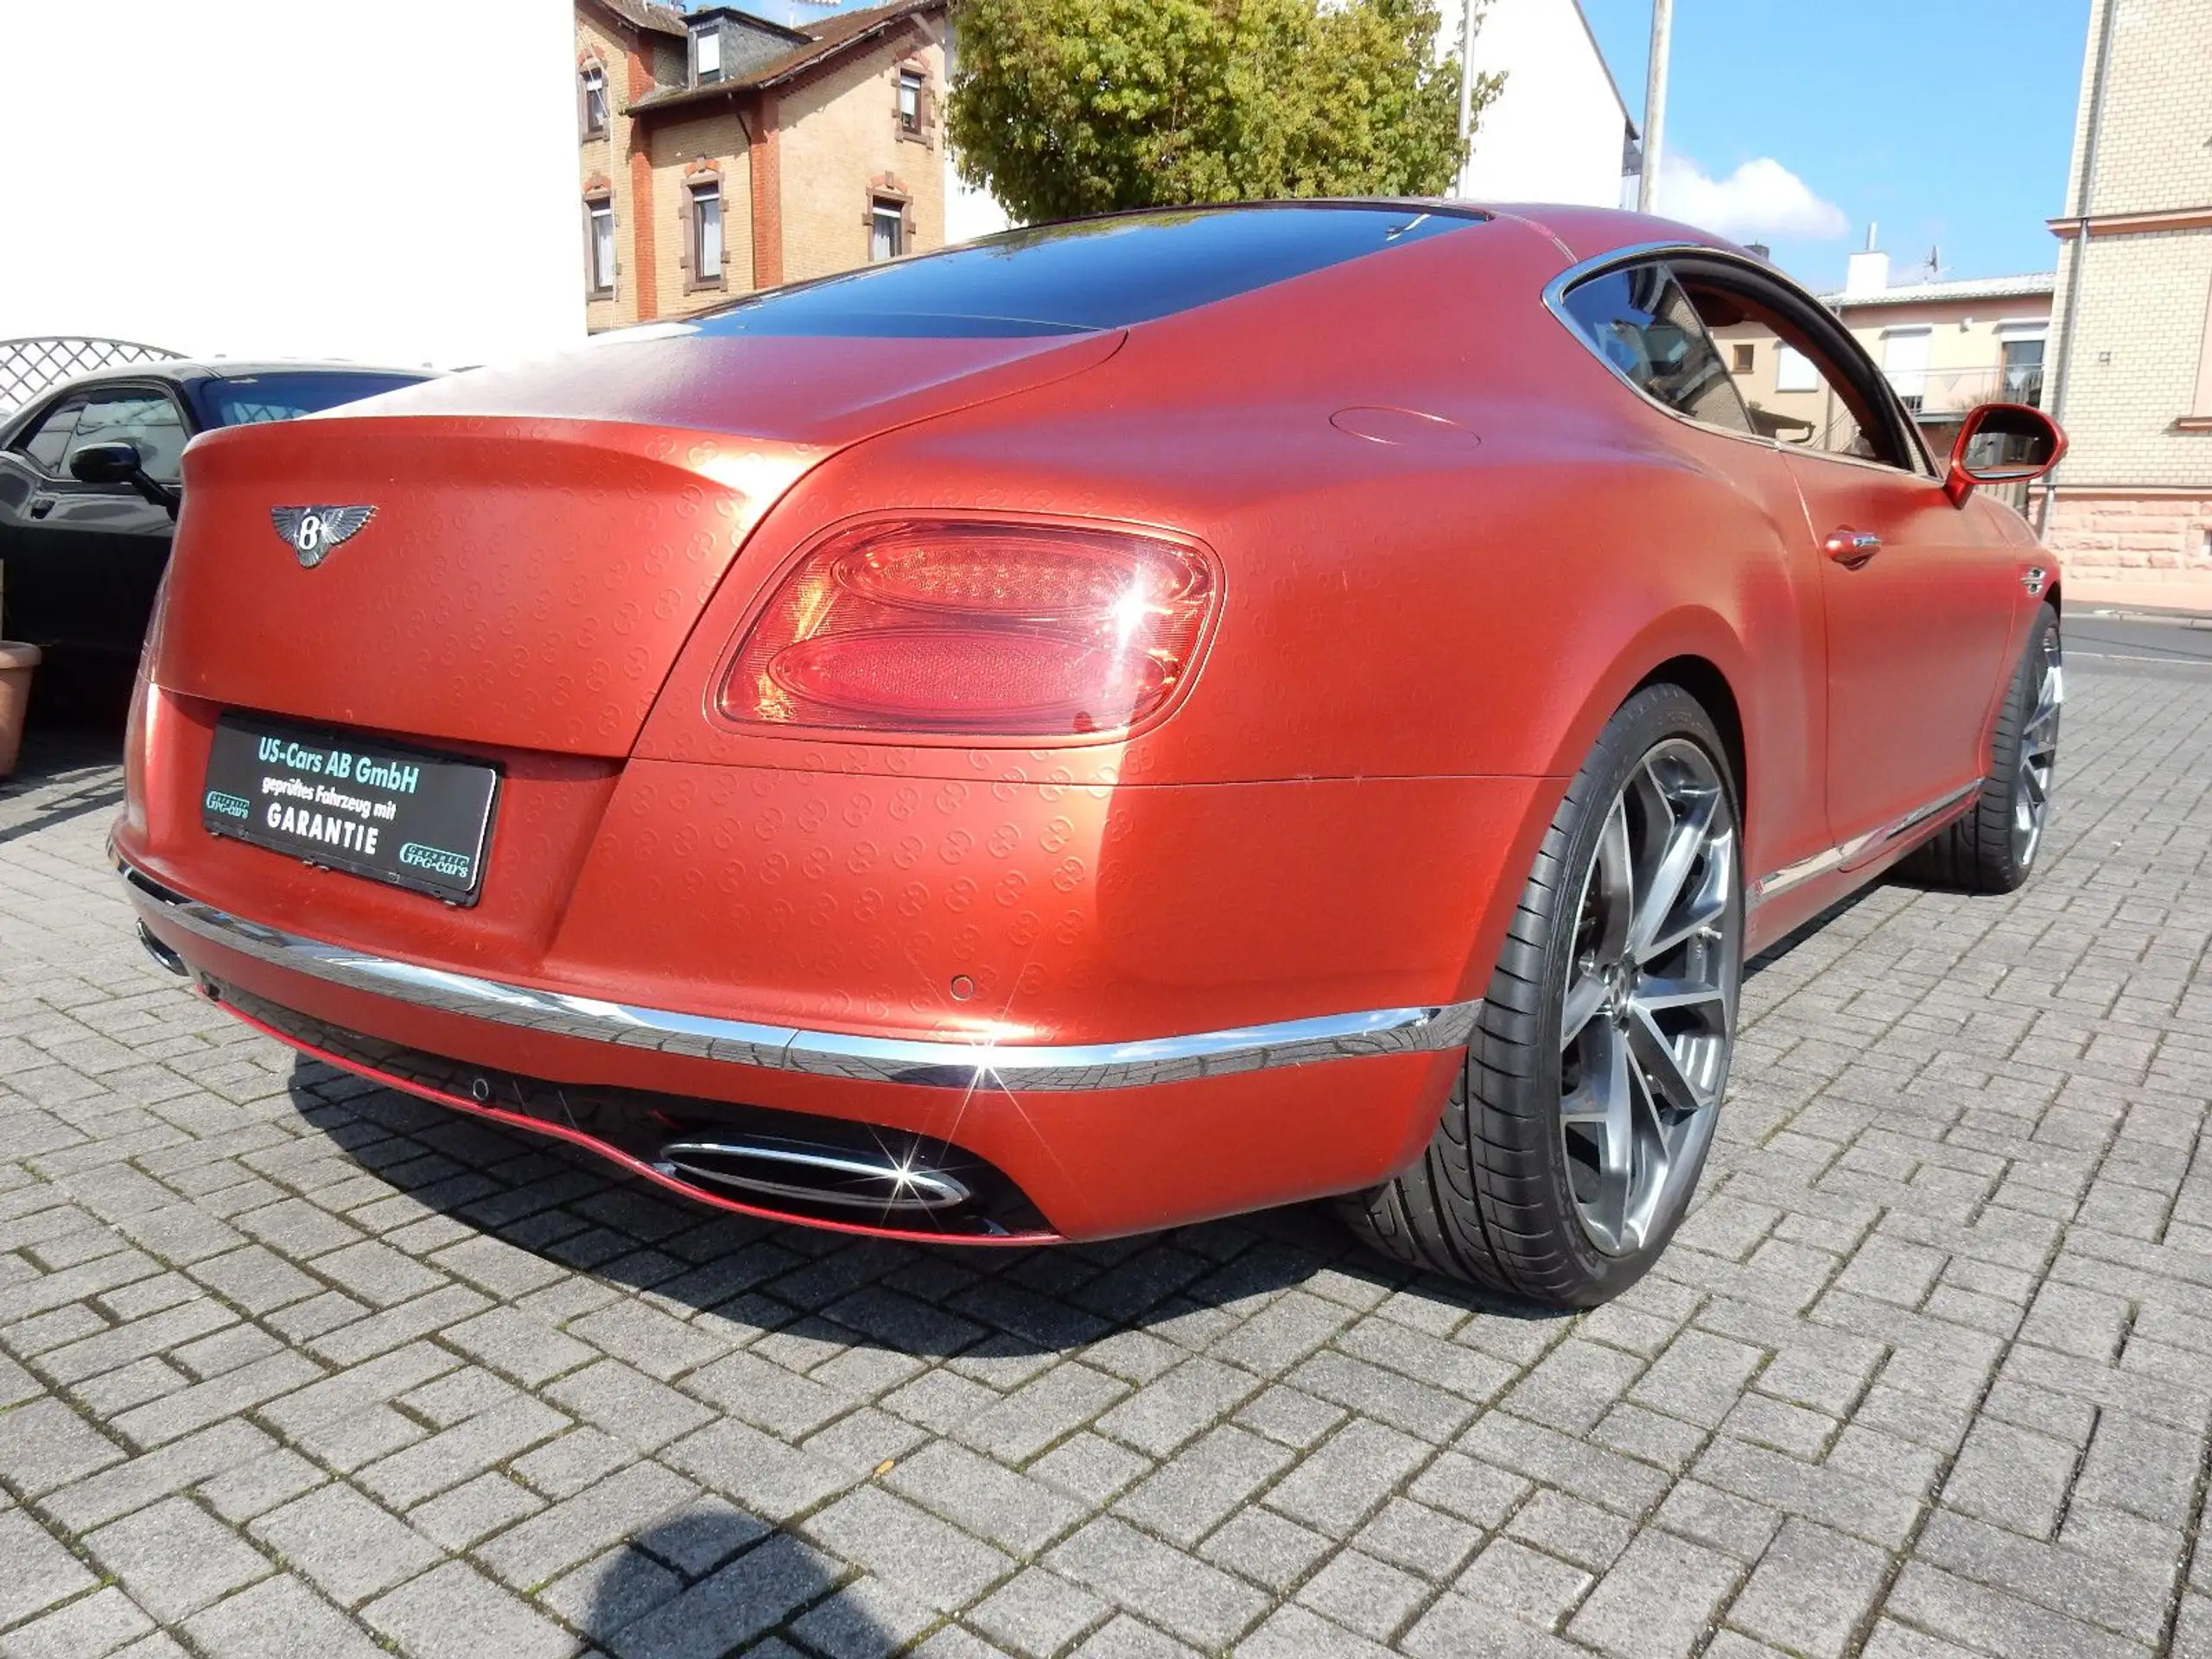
[0,337,184,416]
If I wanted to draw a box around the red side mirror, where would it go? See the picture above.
[1946,402,2066,506]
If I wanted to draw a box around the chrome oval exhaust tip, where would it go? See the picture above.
[137,922,188,976]
[656,1136,972,1214]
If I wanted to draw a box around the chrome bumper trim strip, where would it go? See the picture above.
[118,859,1480,1090]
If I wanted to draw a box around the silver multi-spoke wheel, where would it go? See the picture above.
[1341,684,1742,1306]
[1558,739,1738,1255]
[2012,631,2062,868]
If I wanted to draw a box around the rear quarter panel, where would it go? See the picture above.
[637,217,1832,1004]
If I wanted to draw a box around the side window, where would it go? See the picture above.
[66,389,189,483]
[16,396,86,474]
[1558,264,1754,435]
[1681,276,1916,471]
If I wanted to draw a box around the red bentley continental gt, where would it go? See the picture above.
[113,203,2066,1306]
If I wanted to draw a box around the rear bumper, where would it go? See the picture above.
[119,853,1475,1241]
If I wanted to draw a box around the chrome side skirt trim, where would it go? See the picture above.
[1747,780,1981,910]
[118,860,1480,1090]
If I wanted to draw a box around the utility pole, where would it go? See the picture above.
[1637,0,1673,214]
[1457,0,1481,195]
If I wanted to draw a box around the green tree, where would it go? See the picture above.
[945,0,1501,222]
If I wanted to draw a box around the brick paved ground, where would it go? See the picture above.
[3,641,2210,1659]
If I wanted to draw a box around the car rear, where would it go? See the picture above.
[116,204,1565,1243]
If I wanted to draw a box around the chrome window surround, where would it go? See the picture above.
[118,858,1480,1091]
[1540,240,1937,480]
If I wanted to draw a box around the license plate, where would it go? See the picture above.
[201,715,499,904]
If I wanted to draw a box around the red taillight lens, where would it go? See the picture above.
[720,521,1217,736]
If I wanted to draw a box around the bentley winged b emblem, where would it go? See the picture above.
[270,505,376,567]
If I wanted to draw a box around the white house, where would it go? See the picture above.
[1452,0,1637,209]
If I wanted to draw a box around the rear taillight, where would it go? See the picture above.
[719,520,1217,737]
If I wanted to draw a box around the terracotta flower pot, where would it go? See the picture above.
[0,642,41,779]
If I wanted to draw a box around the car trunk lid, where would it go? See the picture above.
[152,330,1122,757]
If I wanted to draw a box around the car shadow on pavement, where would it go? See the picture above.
[574,1513,879,1655]
[282,1060,1565,1360]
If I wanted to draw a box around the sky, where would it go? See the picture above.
[1573,0,2091,292]
[3,1,582,367]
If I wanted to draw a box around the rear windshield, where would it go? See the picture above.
[688,204,1482,340]
[189,372,429,427]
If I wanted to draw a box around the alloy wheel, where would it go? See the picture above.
[1557,739,1739,1256]
[2012,632,2063,868]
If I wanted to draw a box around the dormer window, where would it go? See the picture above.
[693,26,722,84]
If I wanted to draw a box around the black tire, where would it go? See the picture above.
[1341,684,1744,1308]
[1897,603,2061,895]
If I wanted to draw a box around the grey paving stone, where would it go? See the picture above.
[407,1471,545,1551]
[247,1482,443,1606]
[804,1485,1014,1613]
[543,1357,714,1452]
[1885,1561,2147,1659]
[882,1438,1085,1555]
[1241,1602,1401,1658]
[180,1574,387,1659]
[0,1583,156,1659]
[661,1419,855,1521]
[971,1567,1112,1657]
[13,659,2212,1659]
[0,1507,100,1629]
[1094,1357,1259,1458]
[1048,1517,1269,1649]
[0,1398,124,1496]
[42,1418,276,1531]
[1567,1527,1743,1658]
[1066,1613,1203,1658]
[537,1545,683,1643]
[1726,1517,1891,1658]
[85,1497,272,1624]
[787,1573,938,1659]
[604,1531,842,1659]
[1294,1548,1428,1641]
[1457,1536,1593,1630]
[1109,1422,1291,1548]
[474,1459,700,1590]
[360,1560,578,1659]
[1267,1419,1430,1536]
[1198,1505,1335,1593]
[439,1306,595,1387]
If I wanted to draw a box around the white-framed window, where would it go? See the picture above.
[694,26,721,83]
[870,199,905,262]
[587,199,615,294]
[1775,344,1820,393]
[898,69,924,134]
[691,181,723,283]
[581,66,607,136]
[1881,326,1933,410]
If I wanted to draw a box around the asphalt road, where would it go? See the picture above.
[2069,608,2212,669]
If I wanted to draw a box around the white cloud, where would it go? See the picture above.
[1656,156,1850,243]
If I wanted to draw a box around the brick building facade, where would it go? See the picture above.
[2039,0,2212,611]
[575,0,949,334]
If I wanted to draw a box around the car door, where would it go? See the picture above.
[4,384,188,666]
[0,391,90,648]
[1676,261,2022,855]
